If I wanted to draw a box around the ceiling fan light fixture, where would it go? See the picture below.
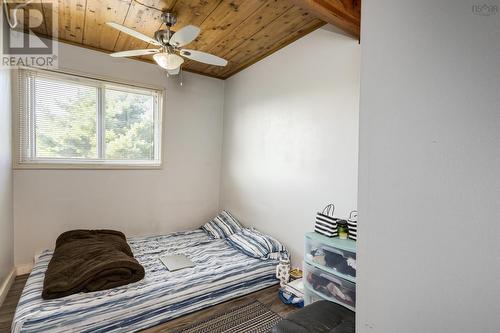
[153,53,184,70]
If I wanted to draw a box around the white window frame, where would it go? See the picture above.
[13,67,165,170]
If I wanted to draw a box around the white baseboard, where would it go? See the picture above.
[16,263,33,276]
[0,268,16,307]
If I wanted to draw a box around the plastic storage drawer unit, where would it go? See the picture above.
[304,285,324,306]
[304,232,356,282]
[303,261,356,311]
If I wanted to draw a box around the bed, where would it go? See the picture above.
[12,229,281,332]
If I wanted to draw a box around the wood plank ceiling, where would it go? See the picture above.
[10,0,360,79]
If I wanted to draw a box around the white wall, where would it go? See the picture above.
[13,41,225,266]
[220,27,360,265]
[357,1,500,332]
[0,64,13,290]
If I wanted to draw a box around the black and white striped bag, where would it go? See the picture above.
[347,210,358,241]
[314,204,338,237]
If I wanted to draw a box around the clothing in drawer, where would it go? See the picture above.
[304,261,355,309]
[305,237,356,280]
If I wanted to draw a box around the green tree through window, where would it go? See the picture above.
[35,79,98,159]
[20,69,162,167]
[105,89,154,160]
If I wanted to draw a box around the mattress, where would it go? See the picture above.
[12,229,280,332]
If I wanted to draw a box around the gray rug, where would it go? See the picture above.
[174,301,282,333]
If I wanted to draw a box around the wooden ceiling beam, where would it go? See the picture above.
[291,0,360,39]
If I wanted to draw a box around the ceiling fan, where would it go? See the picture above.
[106,12,228,75]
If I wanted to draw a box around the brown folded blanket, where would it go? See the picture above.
[42,229,145,300]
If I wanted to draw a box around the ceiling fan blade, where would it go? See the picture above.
[109,49,161,58]
[180,49,228,66]
[106,22,161,46]
[169,25,200,47]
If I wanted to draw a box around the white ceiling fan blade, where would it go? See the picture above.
[110,49,161,58]
[180,49,228,66]
[169,25,200,47]
[106,22,161,46]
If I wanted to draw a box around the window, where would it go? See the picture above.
[17,68,163,168]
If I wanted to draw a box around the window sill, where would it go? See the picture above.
[14,161,163,170]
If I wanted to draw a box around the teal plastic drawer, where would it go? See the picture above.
[305,233,356,283]
[303,261,355,311]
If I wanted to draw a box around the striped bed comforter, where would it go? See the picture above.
[12,229,280,333]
